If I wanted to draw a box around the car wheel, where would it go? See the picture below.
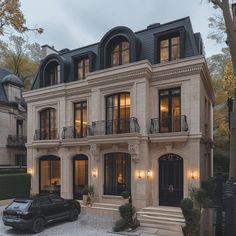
[69,208,79,221]
[31,217,45,233]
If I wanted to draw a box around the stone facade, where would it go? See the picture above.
[23,18,214,210]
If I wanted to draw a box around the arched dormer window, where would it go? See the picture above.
[110,40,130,67]
[44,60,60,86]
[39,53,70,88]
[99,26,141,69]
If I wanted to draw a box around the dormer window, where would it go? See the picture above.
[155,27,184,64]
[111,41,130,67]
[45,61,60,86]
[160,35,180,63]
[76,58,89,80]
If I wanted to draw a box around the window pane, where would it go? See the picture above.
[171,36,180,45]
[172,45,180,61]
[160,97,169,133]
[122,42,129,65]
[160,47,169,63]
[172,96,181,131]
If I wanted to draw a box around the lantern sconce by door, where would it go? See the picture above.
[92,169,98,178]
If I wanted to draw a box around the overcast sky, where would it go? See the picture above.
[20,0,227,57]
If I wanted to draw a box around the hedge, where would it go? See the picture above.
[0,168,26,175]
[0,173,31,200]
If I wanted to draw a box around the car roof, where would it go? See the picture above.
[14,194,61,202]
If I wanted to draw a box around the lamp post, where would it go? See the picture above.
[227,97,233,129]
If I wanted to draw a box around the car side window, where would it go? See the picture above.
[49,195,64,203]
[38,197,51,206]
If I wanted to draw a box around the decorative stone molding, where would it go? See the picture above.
[90,144,100,161]
[128,143,140,163]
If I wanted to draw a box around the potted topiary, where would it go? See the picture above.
[82,186,88,205]
[86,185,94,206]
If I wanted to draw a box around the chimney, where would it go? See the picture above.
[41,45,58,59]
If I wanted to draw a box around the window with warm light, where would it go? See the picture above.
[159,88,181,132]
[39,108,57,140]
[106,93,130,134]
[111,41,130,67]
[74,101,87,138]
[159,35,180,63]
[76,58,89,80]
[39,156,60,195]
[104,153,131,195]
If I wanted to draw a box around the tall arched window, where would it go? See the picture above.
[106,93,130,134]
[39,108,57,140]
[44,61,60,86]
[110,41,130,67]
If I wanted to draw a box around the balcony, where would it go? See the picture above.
[149,115,189,143]
[7,135,27,147]
[34,129,59,141]
[88,117,140,136]
[61,125,87,139]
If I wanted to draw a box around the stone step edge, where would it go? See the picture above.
[141,206,182,213]
[138,215,185,224]
[140,223,183,233]
[137,211,184,219]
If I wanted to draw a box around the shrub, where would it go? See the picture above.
[181,198,201,236]
[113,218,127,232]
[113,203,138,232]
[119,203,134,223]
[0,173,31,200]
[121,191,130,199]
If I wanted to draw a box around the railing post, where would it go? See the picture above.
[215,172,224,236]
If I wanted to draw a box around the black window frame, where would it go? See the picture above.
[39,108,57,140]
[154,27,185,64]
[16,119,23,137]
[109,40,130,67]
[104,153,131,196]
[74,101,87,138]
[39,155,61,195]
[44,60,60,87]
[159,87,181,133]
[72,52,95,81]
[73,155,88,200]
[106,92,130,134]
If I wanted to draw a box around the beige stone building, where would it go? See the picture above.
[23,17,214,212]
[0,69,27,166]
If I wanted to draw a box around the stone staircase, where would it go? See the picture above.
[137,206,185,236]
[80,201,120,220]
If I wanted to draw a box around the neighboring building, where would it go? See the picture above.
[0,68,27,166]
[24,17,214,210]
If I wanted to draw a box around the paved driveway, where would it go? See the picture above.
[0,205,117,236]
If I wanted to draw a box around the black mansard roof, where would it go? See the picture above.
[32,17,204,90]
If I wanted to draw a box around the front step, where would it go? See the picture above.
[137,206,185,235]
[80,201,120,220]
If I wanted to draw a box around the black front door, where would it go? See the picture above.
[159,154,183,207]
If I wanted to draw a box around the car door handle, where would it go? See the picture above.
[63,204,69,207]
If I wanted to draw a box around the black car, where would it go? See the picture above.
[2,194,81,233]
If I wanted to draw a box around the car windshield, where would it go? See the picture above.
[7,201,31,212]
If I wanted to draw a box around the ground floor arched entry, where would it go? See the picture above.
[104,153,131,196]
[159,153,183,207]
[39,155,61,195]
[73,154,88,200]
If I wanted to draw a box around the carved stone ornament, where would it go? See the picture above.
[90,144,100,161]
[128,143,139,155]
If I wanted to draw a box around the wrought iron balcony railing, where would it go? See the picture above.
[7,135,27,147]
[150,115,188,134]
[61,125,87,139]
[34,128,58,140]
[88,117,140,136]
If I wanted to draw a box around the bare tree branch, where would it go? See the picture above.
[211,0,224,9]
